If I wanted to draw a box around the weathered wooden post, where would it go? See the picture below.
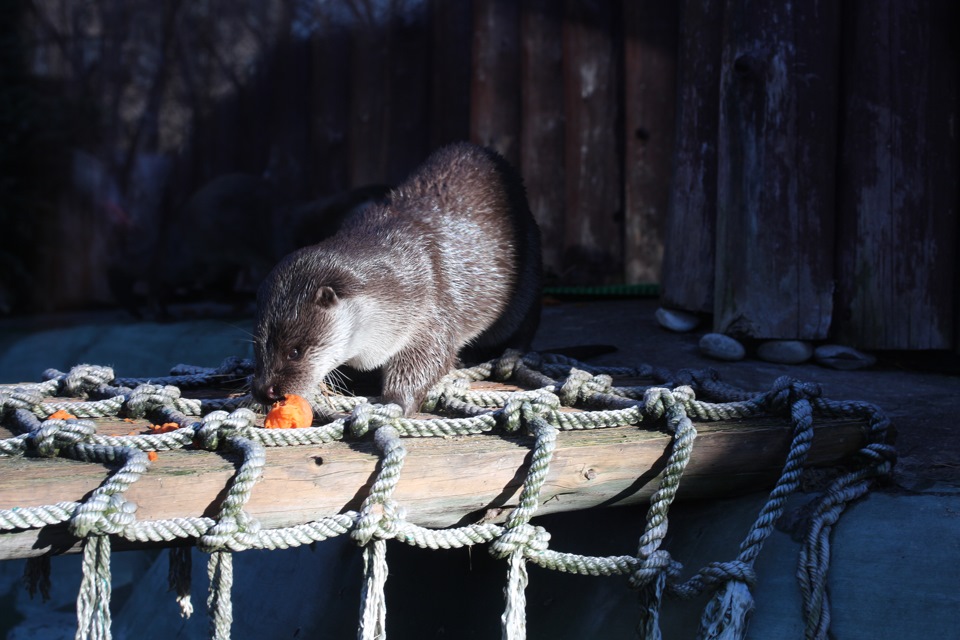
[660,0,725,313]
[429,0,472,149]
[471,0,522,166]
[834,0,959,350]
[520,0,566,283]
[562,0,623,284]
[714,1,840,340]
[622,1,678,286]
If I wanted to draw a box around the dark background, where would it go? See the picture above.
[0,0,957,351]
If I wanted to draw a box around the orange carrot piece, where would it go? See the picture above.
[149,423,181,433]
[264,394,314,429]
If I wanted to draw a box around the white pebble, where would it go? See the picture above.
[756,340,813,364]
[655,307,701,333]
[814,344,876,370]
[699,333,745,361]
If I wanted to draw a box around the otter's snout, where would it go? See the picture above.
[251,376,285,405]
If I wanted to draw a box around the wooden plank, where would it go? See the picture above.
[562,0,623,285]
[429,0,472,149]
[470,0,522,165]
[0,414,869,559]
[714,1,840,340]
[348,8,388,185]
[622,0,678,285]
[520,0,566,284]
[659,0,724,313]
[834,0,959,350]
[383,0,431,184]
[306,14,353,196]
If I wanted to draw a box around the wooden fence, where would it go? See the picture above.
[7,0,959,351]
[662,0,959,351]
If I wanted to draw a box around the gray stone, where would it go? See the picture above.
[655,307,701,332]
[814,344,876,370]
[756,340,813,364]
[699,333,746,361]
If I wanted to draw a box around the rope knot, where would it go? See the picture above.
[198,511,261,552]
[195,408,256,450]
[422,376,468,412]
[669,385,696,405]
[196,410,230,450]
[493,349,525,381]
[352,499,403,546]
[501,390,560,432]
[70,491,138,537]
[766,377,822,413]
[126,384,181,418]
[642,387,678,421]
[34,416,96,457]
[2,388,45,414]
[697,559,758,588]
[673,367,719,389]
[489,523,550,559]
[558,369,613,406]
[60,365,115,398]
[629,549,679,589]
[349,403,403,438]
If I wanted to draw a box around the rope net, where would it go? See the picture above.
[0,351,895,640]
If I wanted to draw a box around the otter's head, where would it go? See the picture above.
[251,250,359,407]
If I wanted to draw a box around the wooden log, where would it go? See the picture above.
[470,0,522,165]
[520,0,566,284]
[834,0,959,350]
[562,0,623,285]
[659,0,724,313]
[622,0,679,285]
[0,412,869,560]
[714,1,840,340]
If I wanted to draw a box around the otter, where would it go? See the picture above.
[251,142,541,415]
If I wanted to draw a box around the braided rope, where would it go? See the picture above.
[0,354,893,640]
[76,535,112,640]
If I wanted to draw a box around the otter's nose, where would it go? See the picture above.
[252,379,284,405]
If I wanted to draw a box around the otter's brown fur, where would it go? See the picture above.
[251,143,541,415]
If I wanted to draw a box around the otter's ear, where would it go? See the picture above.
[315,285,338,307]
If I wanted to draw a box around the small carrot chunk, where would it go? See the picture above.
[264,394,314,429]
[149,423,181,433]
[48,409,76,420]
[147,451,159,462]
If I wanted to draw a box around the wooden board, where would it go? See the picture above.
[0,407,869,560]
[834,0,959,350]
[470,0,522,165]
[622,0,678,286]
[307,20,352,195]
[520,0,566,284]
[562,0,623,285]
[659,0,724,314]
[714,1,840,340]
[429,0,473,149]
[383,0,431,184]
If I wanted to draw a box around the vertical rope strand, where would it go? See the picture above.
[75,535,112,640]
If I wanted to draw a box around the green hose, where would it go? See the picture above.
[542,283,660,298]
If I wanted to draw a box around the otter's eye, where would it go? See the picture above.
[287,347,302,361]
